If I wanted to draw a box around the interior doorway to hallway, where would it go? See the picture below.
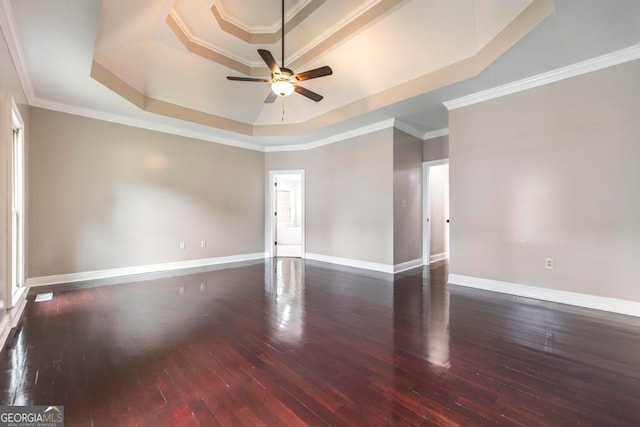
[269,170,305,258]
[423,160,449,265]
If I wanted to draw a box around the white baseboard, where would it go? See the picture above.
[0,315,10,351]
[305,253,394,273]
[0,286,28,351]
[26,252,267,288]
[394,259,423,273]
[448,274,640,318]
[430,253,448,263]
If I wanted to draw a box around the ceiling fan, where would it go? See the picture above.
[226,0,333,103]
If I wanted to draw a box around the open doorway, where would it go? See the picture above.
[269,171,305,258]
[423,160,449,265]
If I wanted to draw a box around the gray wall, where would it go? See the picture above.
[0,28,29,318]
[266,128,394,265]
[449,59,640,302]
[393,129,423,264]
[423,135,449,161]
[28,108,264,277]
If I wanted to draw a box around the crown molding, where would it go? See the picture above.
[0,0,35,103]
[170,0,403,74]
[264,118,396,152]
[423,128,449,141]
[31,97,401,153]
[393,120,426,140]
[444,43,640,110]
[169,10,253,67]
[214,0,313,34]
[31,98,265,152]
[394,120,449,141]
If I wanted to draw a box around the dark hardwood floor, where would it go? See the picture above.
[2,259,640,426]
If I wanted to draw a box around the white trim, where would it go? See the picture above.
[32,99,265,152]
[424,158,449,167]
[0,285,27,351]
[267,170,306,258]
[444,44,640,110]
[0,0,35,103]
[305,253,394,274]
[394,259,423,273]
[448,274,640,318]
[11,97,23,128]
[213,0,312,34]
[393,120,426,140]
[0,315,10,351]
[33,100,399,154]
[265,119,395,152]
[429,252,448,263]
[422,162,430,265]
[26,253,266,288]
[8,288,26,328]
[422,128,449,141]
[169,9,255,67]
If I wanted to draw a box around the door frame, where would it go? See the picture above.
[423,159,449,265]
[267,170,305,258]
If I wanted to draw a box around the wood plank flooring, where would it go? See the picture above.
[1,259,640,426]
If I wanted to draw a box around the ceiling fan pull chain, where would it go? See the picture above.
[282,99,285,122]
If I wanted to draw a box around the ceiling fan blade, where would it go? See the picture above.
[258,49,281,75]
[294,66,333,82]
[227,76,271,82]
[265,91,278,104]
[295,85,323,102]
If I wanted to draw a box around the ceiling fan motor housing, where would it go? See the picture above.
[278,68,295,79]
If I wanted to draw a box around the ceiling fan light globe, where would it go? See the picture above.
[271,81,295,97]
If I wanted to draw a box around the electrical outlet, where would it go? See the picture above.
[402,199,407,208]
[179,241,186,250]
[200,240,207,248]
[545,258,554,269]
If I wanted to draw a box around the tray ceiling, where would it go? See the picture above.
[89,0,549,136]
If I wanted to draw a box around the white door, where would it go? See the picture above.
[272,172,304,258]
[423,161,450,265]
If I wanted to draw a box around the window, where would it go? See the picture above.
[10,100,25,307]
[277,190,293,225]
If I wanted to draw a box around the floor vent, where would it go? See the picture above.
[35,293,53,302]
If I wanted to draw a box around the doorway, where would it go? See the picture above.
[269,171,304,258]
[423,160,449,265]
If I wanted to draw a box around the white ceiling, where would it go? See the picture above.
[2,0,640,148]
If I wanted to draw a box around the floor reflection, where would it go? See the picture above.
[265,258,305,344]
[427,282,450,368]
[392,265,451,369]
